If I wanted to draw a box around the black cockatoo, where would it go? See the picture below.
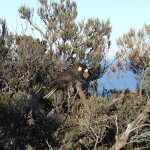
[43,63,89,99]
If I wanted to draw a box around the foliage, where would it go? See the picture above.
[116,24,150,94]
[116,24,150,75]
[1,89,149,150]
[0,0,150,150]
[18,0,111,80]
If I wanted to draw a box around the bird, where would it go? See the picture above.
[43,63,89,99]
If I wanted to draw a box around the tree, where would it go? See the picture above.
[116,24,150,96]
[106,24,150,150]
[18,0,111,94]
[0,0,112,149]
[0,17,150,149]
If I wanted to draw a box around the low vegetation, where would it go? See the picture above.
[0,0,150,149]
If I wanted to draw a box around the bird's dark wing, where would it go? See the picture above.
[49,70,76,89]
[43,71,76,99]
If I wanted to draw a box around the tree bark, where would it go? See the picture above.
[75,80,90,112]
[111,98,150,150]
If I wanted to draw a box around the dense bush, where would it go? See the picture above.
[0,0,150,150]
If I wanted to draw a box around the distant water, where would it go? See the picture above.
[97,70,137,93]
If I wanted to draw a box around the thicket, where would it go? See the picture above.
[0,0,150,150]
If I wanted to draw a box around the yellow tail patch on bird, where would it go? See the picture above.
[43,88,57,99]
[78,66,82,72]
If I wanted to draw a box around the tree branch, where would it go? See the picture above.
[111,98,150,150]
[107,91,125,107]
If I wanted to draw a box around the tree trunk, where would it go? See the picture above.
[111,98,150,150]
[75,80,90,112]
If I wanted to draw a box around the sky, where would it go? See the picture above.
[1,0,149,57]
[0,0,150,90]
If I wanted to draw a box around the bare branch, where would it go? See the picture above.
[45,139,53,150]
[111,98,150,150]
[107,91,125,107]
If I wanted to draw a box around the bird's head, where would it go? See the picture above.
[76,63,89,79]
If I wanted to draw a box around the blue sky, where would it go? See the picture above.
[76,0,150,57]
[0,0,149,90]
[1,0,150,57]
